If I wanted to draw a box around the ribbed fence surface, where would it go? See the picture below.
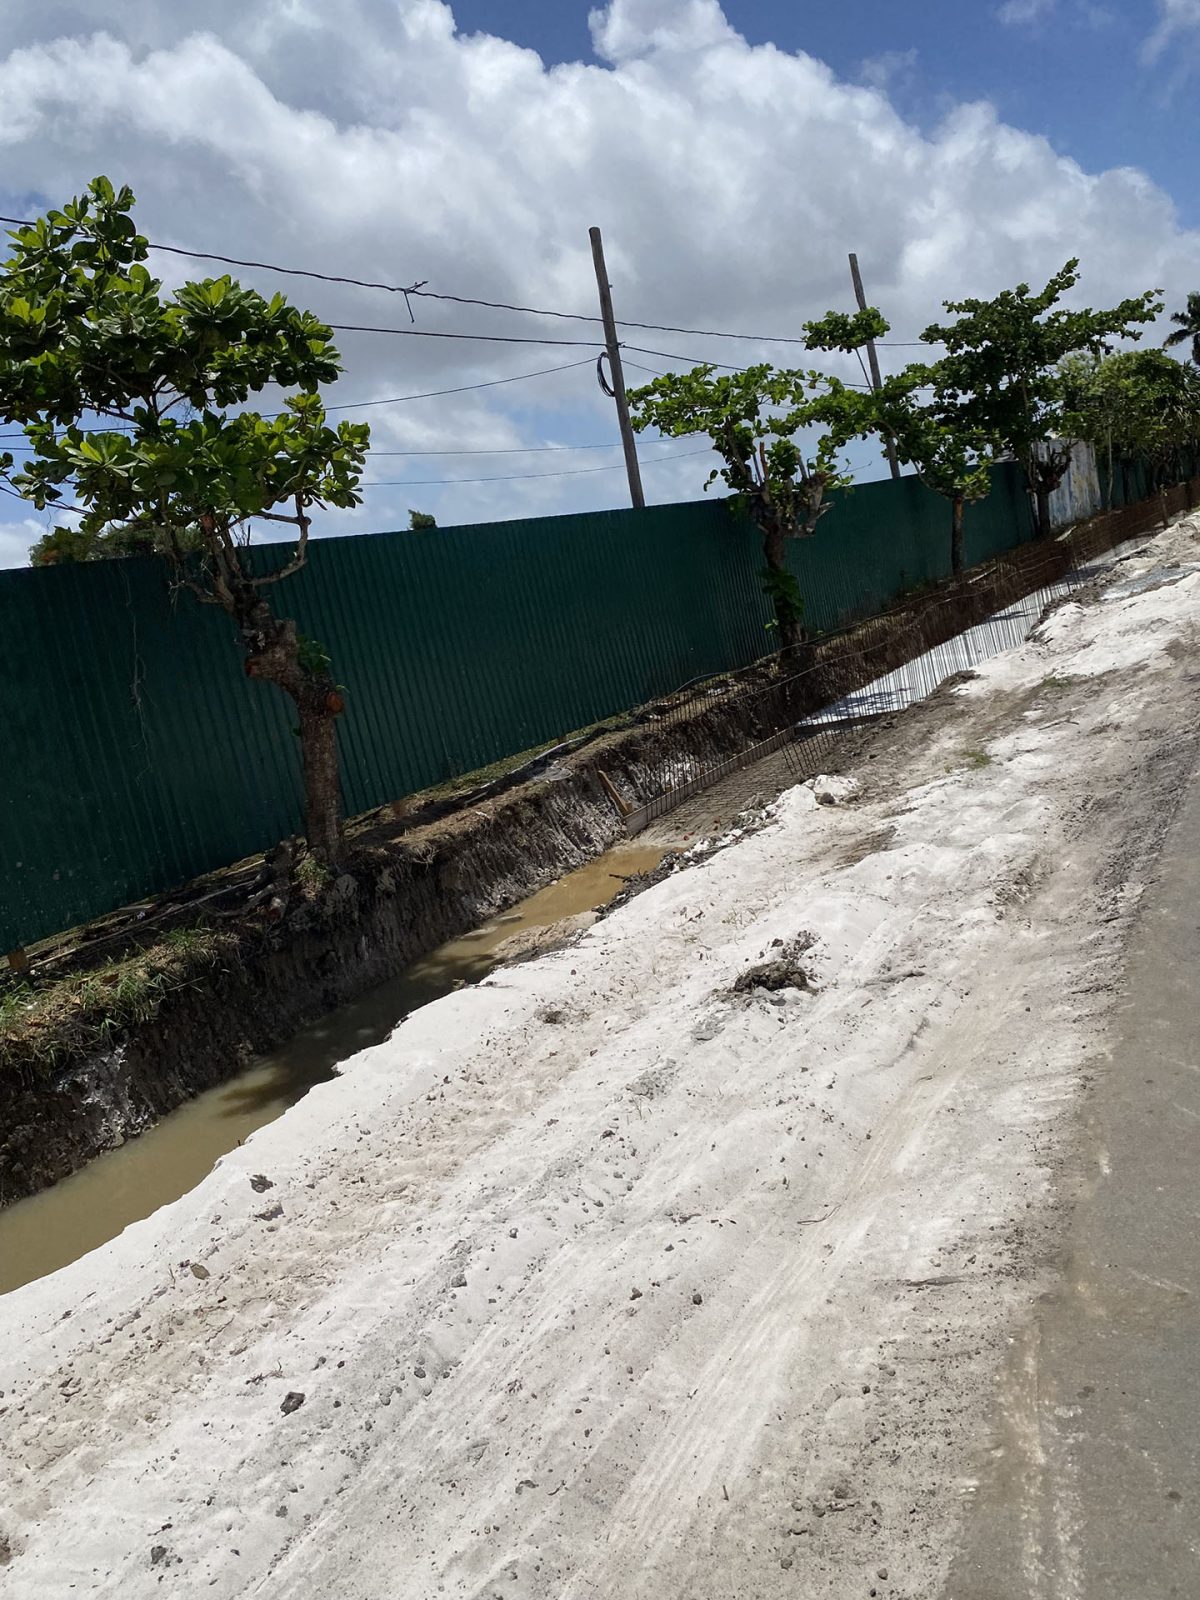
[0,465,1034,950]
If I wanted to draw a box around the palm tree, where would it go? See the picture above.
[1165,292,1200,367]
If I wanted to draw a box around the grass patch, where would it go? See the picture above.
[961,749,993,770]
[1,926,233,1079]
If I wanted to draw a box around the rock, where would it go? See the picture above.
[414,1366,427,1379]
[692,1292,703,1306]
[630,1288,643,1301]
[188,1262,210,1281]
[450,1272,467,1289]
[280,1392,306,1416]
[249,1174,274,1194]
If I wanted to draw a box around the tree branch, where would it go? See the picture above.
[248,494,310,587]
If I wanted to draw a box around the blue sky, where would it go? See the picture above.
[0,0,1197,561]
[453,0,1200,225]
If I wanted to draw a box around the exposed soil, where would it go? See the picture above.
[2,518,1198,1599]
[0,505,1162,1207]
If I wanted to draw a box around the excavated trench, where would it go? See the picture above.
[0,521,1123,1259]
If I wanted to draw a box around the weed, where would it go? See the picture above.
[0,983,34,1031]
[961,749,993,770]
[296,856,331,893]
[1040,674,1077,692]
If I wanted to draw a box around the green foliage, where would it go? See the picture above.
[295,633,333,678]
[1164,291,1200,367]
[408,508,437,530]
[28,518,205,566]
[802,307,889,353]
[920,261,1162,509]
[760,565,805,632]
[0,176,369,562]
[874,367,997,505]
[626,363,864,539]
[1061,347,1200,488]
[627,310,893,649]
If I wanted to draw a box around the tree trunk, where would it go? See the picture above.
[1034,483,1052,540]
[951,493,965,576]
[762,523,805,658]
[297,698,342,864]
[235,594,344,867]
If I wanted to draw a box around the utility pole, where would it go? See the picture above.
[589,226,645,510]
[848,251,901,481]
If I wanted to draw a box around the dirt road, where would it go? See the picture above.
[1,521,1198,1598]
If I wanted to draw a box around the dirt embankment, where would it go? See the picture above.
[0,515,1146,1206]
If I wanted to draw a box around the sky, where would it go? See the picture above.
[0,0,1198,567]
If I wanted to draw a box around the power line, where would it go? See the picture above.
[0,213,940,350]
[328,322,602,349]
[362,447,713,488]
[0,358,599,442]
[370,438,688,457]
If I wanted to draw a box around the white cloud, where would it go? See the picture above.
[997,0,1055,24]
[859,47,918,92]
[0,513,45,569]
[1143,0,1200,62]
[0,0,1196,547]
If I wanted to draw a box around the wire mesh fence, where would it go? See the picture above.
[622,481,1200,832]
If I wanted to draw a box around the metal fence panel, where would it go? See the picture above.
[0,465,1034,950]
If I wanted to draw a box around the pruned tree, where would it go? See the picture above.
[921,261,1161,538]
[1164,291,1200,368]
[0,177,370,865]
[627,310,884,657]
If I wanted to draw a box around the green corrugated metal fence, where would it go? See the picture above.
[0,465,1034,950]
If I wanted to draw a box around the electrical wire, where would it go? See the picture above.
[0,214,941,349]
[362,446,713,487]
[327,323,602,349]
[0,357,600,442]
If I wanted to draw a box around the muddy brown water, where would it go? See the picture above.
[0,844,663,1297]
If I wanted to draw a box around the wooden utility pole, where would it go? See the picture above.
[589,226,645,510]
[848,252,901,481]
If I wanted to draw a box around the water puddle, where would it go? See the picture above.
[0,843,663,1296]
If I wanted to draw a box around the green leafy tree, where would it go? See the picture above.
[627,310,885,656]
[1062,348,1200,500]
[1164,291,1200,367]
[922,261,1161,538]
[408,508,437,530]
[866,369,997,574]
[29,518,206,566]
[0,177,370,865]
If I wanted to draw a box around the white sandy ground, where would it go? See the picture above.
[2,521,1200,1599]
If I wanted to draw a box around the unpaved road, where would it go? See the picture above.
[2,522,1199,1599]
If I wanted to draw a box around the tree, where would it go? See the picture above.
[921,261,1161,538]
[408,508,437,530]
[29,518,205,566]
[627,310,884,657]
[878,373,996,574]
[1164,291,1200,367]
[1061,348,1200,502]
[0,177,369,865]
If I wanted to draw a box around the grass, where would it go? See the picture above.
[0,926,232,1079]
[961,749,993,770]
